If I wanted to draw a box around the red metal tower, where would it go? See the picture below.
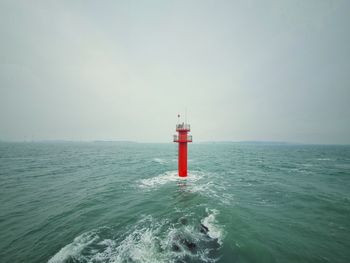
[173,120,192,177]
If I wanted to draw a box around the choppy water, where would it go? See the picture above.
[0,142,349,263]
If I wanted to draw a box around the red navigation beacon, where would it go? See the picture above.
[173,119,192,177]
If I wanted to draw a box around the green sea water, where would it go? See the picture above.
[0,142,349,263]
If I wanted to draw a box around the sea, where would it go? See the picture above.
[0,142,349,263]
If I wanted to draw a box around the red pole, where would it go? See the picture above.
[174,123,192,177]
[178,140,188,177]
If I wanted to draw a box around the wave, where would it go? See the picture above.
[189,181,233,204]
[152,158,168,164]
[48,231,99,263]
[138,170,235,206]
[138,171,179,188]
[47,210,223,263]
[201,208,224,245]
[138,171,204,189]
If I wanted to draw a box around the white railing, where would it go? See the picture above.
[173,135,192,142]
[176,123,190,131]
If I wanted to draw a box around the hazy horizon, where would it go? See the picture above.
[1,1,350,144]
[1,139,349,146]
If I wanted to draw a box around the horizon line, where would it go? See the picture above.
[0,139,349,146]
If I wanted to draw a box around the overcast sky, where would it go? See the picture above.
[0,0,349,144]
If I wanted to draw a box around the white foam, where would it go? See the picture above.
[188,181,235,205]
[138,171,236,206]
[138,171,204,189]
[138,171,179,188]
[201,209,224,245]
[49,214,223,263]
[108,227,167,263]
[93,218,209,262]
[48,231,98,263]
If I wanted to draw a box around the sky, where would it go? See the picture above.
[0,0,349,144]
